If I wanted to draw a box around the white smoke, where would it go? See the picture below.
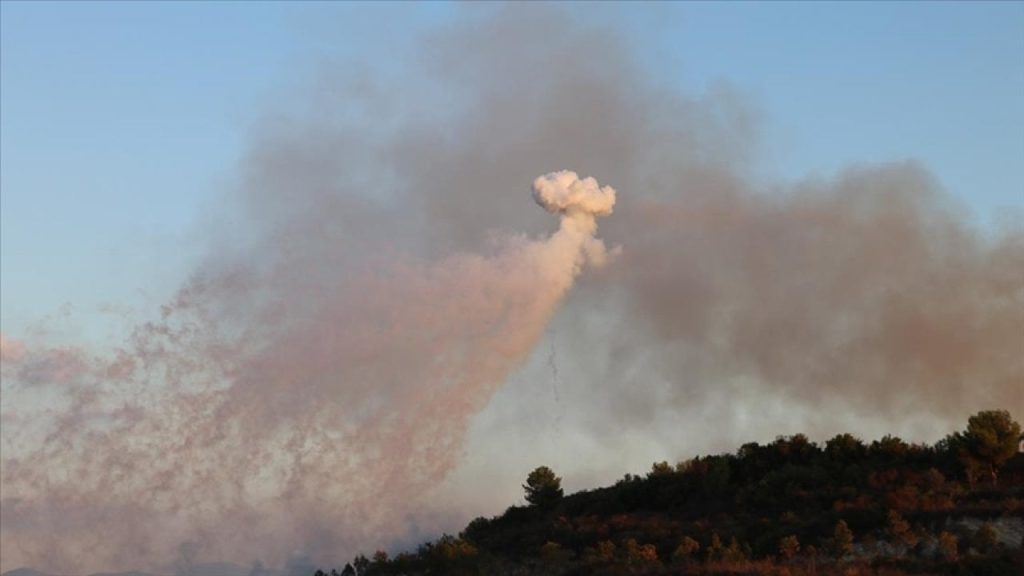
[532,171,619,270]
[532,170,616,218]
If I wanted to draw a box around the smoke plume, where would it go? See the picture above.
[0,169,615,571]
[2,4,1021,573]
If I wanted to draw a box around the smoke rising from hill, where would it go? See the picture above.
[2,4,1021,573]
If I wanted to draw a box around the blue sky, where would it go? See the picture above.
[3,1,1023,336]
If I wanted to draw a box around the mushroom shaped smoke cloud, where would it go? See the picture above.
[533,170,616,218]
[0,172,615,573]
[533,170,618,270]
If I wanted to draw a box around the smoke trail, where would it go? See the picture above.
[0,171,615,572]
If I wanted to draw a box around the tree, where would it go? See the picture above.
[779,535,800,561]
[523,465,563,509]
[886,510,919,553]
[722,537,748,563]
[831,520,854,560]
[701,456,732,495]
[351,555,369,576]
[624,538,659,566]
[461,516,490,545]
[961,410,1021,487]
[973,524,999,554]
[540,541,571,568]
[937,531,958,561]
[672,536,700,564]
[825,433,866,463]
[940,432,982,487]
[804,544,818,569]
[649,461,673,477]
[869,434,909,466]
[419,534,478,576]
[583,540,616,564]
[706,533,725,562]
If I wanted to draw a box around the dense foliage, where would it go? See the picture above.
[319,411,1023,575]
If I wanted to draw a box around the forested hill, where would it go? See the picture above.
[323,410,1023,576]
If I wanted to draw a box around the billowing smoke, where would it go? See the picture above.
[533,171,616,218]
[2,4,1022,573]
[0,170,614,571]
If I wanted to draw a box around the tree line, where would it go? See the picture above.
[319,410,1022,575]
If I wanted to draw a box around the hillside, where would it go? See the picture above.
[324,411,1023,576]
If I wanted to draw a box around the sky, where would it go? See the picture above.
[3,2,1022,335]
[1,2,1023,573]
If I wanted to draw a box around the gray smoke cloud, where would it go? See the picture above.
[2,4,1021,573]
